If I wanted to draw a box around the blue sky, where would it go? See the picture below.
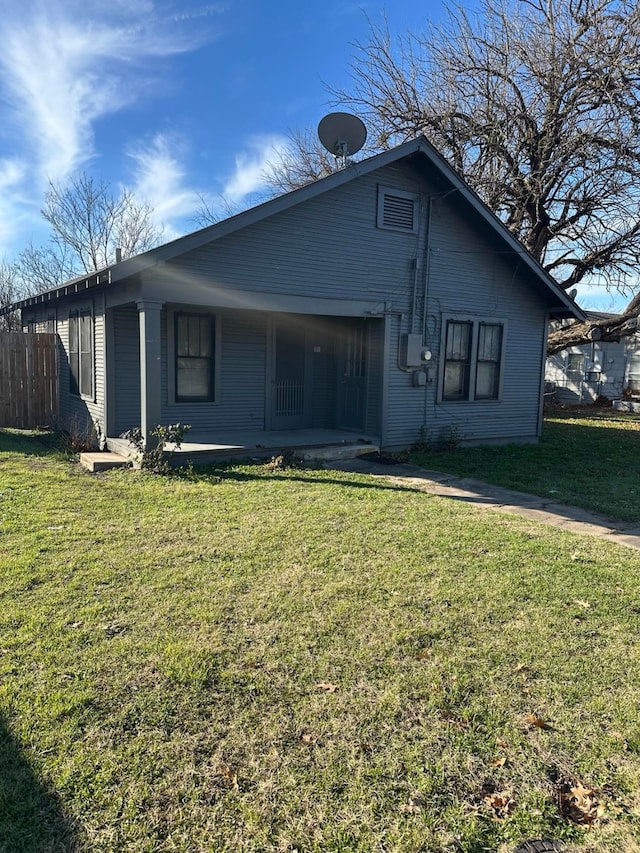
[0,0,626,310]
[0,0,431,253]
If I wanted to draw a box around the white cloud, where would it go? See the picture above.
[128,133,202,237]
[222,134,290,204]
[0,2,200,184]
[0,0,220,258]
[0,158,29,257]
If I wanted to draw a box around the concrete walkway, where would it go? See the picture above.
[325,457,640,551]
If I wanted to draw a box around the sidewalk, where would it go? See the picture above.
[325,457,640,551]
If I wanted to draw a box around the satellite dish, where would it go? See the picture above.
[318,112,367,165]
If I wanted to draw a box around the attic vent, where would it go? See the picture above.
[377,186,419,232]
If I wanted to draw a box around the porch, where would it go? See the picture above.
[106,427,380,466]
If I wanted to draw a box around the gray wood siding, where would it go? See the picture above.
[112,305,141,434]
[157,164,426,312]
[56,300,106,443]
[381,188,549,449]
[365,319,384,436]
[160,308,267,433]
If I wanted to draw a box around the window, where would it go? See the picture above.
[475,323,503,399]
[69,309,93,398]
[441,318,505,402]
[443,321,472,400]
[566,353,584,375]
[175,313,214,401]
[377,186,419,232]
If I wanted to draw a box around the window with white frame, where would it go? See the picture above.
[69,308,94,398]
[441,318,505,402]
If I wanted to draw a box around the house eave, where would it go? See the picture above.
[0,269,111,315]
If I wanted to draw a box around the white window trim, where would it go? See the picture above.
[437,315,507,403]
[376,185,420,233]
[167,305,221,406]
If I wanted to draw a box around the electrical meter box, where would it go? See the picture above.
[400,333,424,368]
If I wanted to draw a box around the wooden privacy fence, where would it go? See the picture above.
[0,333,58,428]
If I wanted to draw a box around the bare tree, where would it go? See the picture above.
[0,261,22,331]
[281,0,640,351]
[13,243,77,295]
[262,128,340,195]
[42,173,163,274]
[193,192,242,229]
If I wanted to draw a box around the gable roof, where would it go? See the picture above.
[3,136,585,320]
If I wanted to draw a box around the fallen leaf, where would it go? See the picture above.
[496,738,509,749]
[219,764,240,791]
[400,792,427,814]
[557,778,605,824]
[315,682,338,693]
[484,790,517,820]
[299,732,317,745]
[525,713,554,731]
[490,756,507,768]
[415,649,431,660]
[102,623,126,638]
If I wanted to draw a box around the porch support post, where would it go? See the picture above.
[136,300,163,448]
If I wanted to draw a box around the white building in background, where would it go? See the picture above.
[546,312,640,404]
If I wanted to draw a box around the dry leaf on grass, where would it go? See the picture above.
[484,790,517,820]
[557,778,606,825]
[415,649,431,660]
[218,764,240,791]
[525,713,555,731]
[299,732,317,746]
[400,792,427,814]
[315,682,338,692]
[490,756,507,768]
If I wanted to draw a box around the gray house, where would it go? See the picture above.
[5,136,583,456]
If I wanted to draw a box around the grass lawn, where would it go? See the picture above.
[1,428,640,852]
[409,409,640,524]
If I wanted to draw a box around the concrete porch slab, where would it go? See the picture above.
[80,452,131,473]
[107,429,379,465]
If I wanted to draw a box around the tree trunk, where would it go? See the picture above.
[547,292,640,355]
